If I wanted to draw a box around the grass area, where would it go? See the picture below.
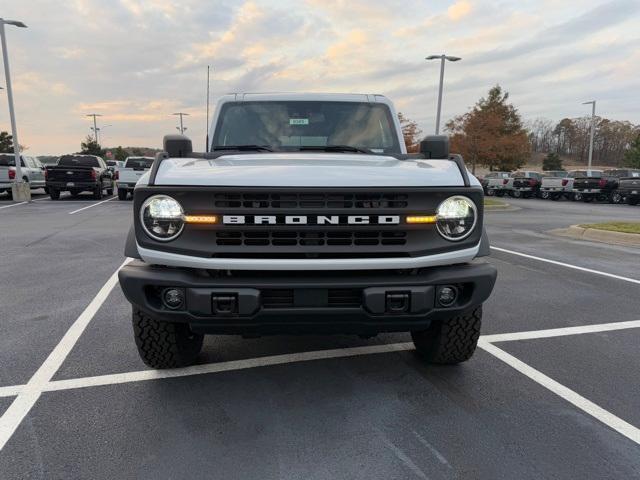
[580,222,640,235]
[483,198,507,207]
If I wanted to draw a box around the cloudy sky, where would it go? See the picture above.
[1,0,639,155]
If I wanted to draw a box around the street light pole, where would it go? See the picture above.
[172,112,189,134]
[0,18,28,202]
[426,54,461,135]
[86,113,102,143]
[582,101,596,171]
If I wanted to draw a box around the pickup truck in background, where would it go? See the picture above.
[510,171,543,198]
[115,156,154,200]
[45,154,114,200]
[572,169,638,203]
[617,172,640,205]
[483,172,512,197]
[0,154,47,198]
[540,170,571,200]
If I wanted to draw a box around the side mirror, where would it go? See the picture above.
[419,135,449,159]
[163,134,193,158]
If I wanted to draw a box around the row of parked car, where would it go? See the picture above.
[480,169,640,205]
[0,153,154,200]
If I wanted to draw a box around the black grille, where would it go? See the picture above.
[261,289,362,309]
[327,289,362,307]
[214,192,408,209]
[215,230,407,247]
[261,289,294,308]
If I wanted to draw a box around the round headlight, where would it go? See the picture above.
[140,195,184,241]
[436,196,477,241]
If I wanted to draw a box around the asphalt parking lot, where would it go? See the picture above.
[1,192,639,479]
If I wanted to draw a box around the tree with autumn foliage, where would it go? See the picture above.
[447,85,530,173]
[398,112,422,153]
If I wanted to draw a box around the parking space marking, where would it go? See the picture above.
[0,343,416,399]
[3,318,639,399]
[482,319,640,343]
[491,246,640,285]
[0,385,22,398]
[0,259,129,452]
[68,196,115,215]
[0,201,27,210]
[478,339,640,446]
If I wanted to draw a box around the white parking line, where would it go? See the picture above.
[1,317,640,449]
[0,259,129,452]
[491,246,640,285]
[3,318,639,400]
[482,319,640,343]
[478,340,640,446]
[0,201,27,210]
[68,196,115,215]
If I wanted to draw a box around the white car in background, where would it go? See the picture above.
[116,156,155,200]
[483,172,512,197]
[0,154,47,198]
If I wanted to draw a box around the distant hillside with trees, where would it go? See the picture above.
[528,117,639,167]
[397,85,639,171]
[77,136,160,159]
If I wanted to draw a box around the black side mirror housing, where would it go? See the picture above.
[163,134,193,158]
[419,135,449,159]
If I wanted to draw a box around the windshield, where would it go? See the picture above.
[58,155,100,167]
[211,101,401,153]
[125,157,154,169]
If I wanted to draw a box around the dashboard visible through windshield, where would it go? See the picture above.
[211,101,401,154]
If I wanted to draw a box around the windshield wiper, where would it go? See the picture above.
[298,145,374,154]
[213,145,273,152]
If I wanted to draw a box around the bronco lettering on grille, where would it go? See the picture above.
[222,215,401,225]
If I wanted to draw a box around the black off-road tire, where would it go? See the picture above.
[118,189,128,200]
[540,191,550,200]
[486,189,495,197]
[132,308,204,369]
[411,306,482,365]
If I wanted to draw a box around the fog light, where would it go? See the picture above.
[437,286,457,307]
[162,288,185,310]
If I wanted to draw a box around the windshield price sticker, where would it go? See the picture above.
[289,118,309,125]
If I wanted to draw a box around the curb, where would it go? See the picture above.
[550,225,640,247]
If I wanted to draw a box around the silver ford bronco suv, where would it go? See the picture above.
[119,93,497,369]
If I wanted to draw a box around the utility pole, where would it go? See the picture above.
[206,66,211,152]
[172,112,189,134]
[582,101,596,171]
[0,18,29,202]
[86,113,102,143]
[426,54,461,135]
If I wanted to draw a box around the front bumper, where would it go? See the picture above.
[119,260,497,335]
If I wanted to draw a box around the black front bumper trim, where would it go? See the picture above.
[118,260,497,335]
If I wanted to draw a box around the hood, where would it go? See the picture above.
[151,153,473,188]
